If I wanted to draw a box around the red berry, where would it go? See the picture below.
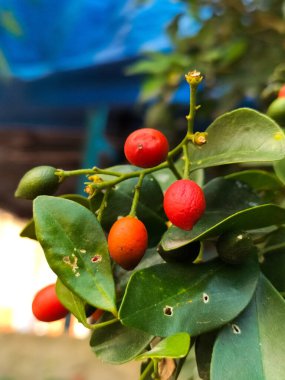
[124,128,169,168]
[32,283,69,322]
[278,85,285,98]
[163,179,206,230]
[108,216,148,270]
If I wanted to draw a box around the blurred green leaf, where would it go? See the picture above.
[136,332,190,360]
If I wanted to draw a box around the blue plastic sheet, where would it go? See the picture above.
[0,0,188,79]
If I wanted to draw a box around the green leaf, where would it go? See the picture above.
[20,218,37,240]
[260,227,285,292]
[195,331,217,380]
[188,108,285,172]
[211,275,285,380]
[97,165,167,246]
[161,177,285,251]
[33,196,117,315]
[152,167,204,193]
[261,251,285,293]
[274,156,285,185]
[136,332,190,360]
[151,168,178,192]
[119,257,259,337]
[56,279,88,327]
[225,169,283,192]
[20,194,91,241]
[90,321,153,364]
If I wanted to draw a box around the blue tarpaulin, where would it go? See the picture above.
[0,0,198,108]
[0,0,189,80]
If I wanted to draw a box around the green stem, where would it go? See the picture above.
[88,317,118,330]
[183,144,191,179]
[129,173,145,217]
[139,360,154,380]
[56,167,123,179]
[56,168,96,178]
[167,157,182,179]
[186,82,199,135]
[56,74,201,189]
[97,187,111,223]
[153,358,159,378]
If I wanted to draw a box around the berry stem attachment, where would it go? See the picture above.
[129,173,145,217]
[183,144,191,179]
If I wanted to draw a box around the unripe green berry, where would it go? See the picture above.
[216,230,256,265]
[267,97,285,126]
[15,165,60,200]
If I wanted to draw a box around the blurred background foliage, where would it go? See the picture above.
[128,0,285,122]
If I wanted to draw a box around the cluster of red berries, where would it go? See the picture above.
[108,127,206,271]
[32,127,206,323]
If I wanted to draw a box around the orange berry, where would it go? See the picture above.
[278,84,285,98]
[32,283,69,322]
[163,179,206,230]
[124,128,169,168]
[107,216,148,270]
[91,308,104,321]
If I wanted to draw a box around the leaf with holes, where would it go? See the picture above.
[90,321,153,364]
[188,108,285,172]
[33,196,117,315]
[119,257,259,337]
[161,177,285,251]
[211,275,285,380]
[136,332,190,360]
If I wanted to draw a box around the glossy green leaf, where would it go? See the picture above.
[56,279,88,326]
[96,165,167,245]
[136,332,190,360]
[90,321,153,364]
[151,168,178,192]
[33,196,117,315]
[161,177,285,251]
[211,275,285,380]
[225,169,283,192]
[188,108,285,172]
[20,194,91,241]
[119,257,259,337]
